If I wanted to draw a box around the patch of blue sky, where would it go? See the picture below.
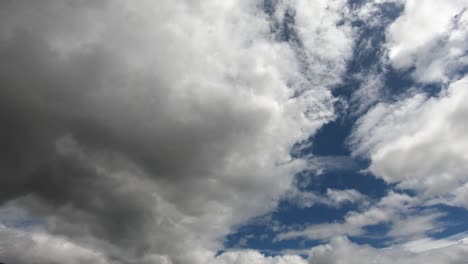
[10,218,44,229]
[222,169,390,251]
[275,199,362,226]
[383,66,447,99]
[350,222,394,248]
[425,205,468,240]
[0,206,45,230]
[309,118,354,156]
[296,169,388,199]
[222,0,468,254]
[261,0,300,45]
[347,2,403,75]
[344,1,445,103]
[222,225,320,257]
[261,0,278,17]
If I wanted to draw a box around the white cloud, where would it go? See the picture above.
[350,77,468,207]
[385,0,468,82]
[278,191,446,243]
[402,237,462,253]
[285,188,369,209]
[291,0,355,88]
[0,225,109,264]
[349,72,385,116]
[353,0,404,28]
[307,236,468,264]
[271,0,355,90]
[387,212,446,242]
[213,251,307,264]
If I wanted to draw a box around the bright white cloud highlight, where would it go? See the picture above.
[307,236,468,264]
[350,77,468,207]
[386,0,468,82]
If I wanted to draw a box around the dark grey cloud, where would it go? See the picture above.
[0,0,349,263]
[0,25,158,262]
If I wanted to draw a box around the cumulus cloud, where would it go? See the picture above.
[307,236,468,264]
[350,77,468,207]
[0,0,355,263]
[385,0,468,82]
[213,250,307,264]
[0,224,109,264]
[1,223,310,264]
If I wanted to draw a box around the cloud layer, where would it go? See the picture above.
[1,0,468,264]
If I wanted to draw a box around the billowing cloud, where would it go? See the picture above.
[350,77,468,207]
[0,224,109,264]
[386,0,468,82]
[307,236,468,264]
[1,1,467,264]
[213,250,307,264]
[0,0,354,263]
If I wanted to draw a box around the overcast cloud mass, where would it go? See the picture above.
[0,0,467,264]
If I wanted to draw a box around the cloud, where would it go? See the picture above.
[402,237,464,253]
[0,225,109,264]
[0,0,355,263]
[213,251,307,264]
[307,236,468,264]
[4,1,465,264]
[277,192,444,242]
[349,77,468,208]
[286,0,355,88]
[385,0,468,82]
[284,188,369,209]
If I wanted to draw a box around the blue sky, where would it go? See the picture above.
[221,0,468,256]
[0,0,468,264]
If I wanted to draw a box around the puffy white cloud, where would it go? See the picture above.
[350,77,468,207]
[213,251,307,264]
[285,188,369,209]
[307,236,468,264]
[0,225,109,264]
[277,192,444,242]
[1,222,309,264]
[386,0,468,82]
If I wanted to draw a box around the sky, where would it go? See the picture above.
[0,0,468,264]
